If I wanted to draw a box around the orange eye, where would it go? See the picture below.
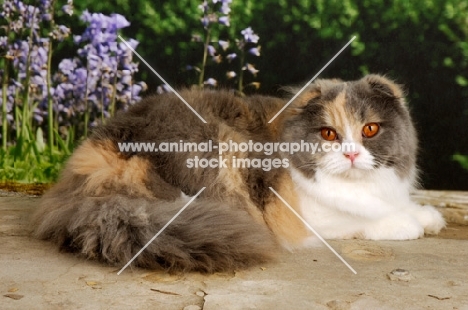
[362,123,380,138]
[320,128,337,141]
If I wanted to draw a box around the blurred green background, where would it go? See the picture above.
[67,0,468,190]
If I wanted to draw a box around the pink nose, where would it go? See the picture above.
[344,152,359,163]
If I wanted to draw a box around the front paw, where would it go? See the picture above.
[410,205,446,235]
[363,214,424,240]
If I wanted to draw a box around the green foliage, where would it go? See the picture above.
[1,1,145,184]
[159,0,466,190]
[453,154,468,170]
[3,0,468,189]
[0,127,72,183]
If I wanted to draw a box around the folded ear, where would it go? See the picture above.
[284,78,342,113]
[361,74,405,100]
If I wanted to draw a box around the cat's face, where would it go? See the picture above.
[282,75,417,181]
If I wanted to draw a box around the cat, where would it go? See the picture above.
[31,74,445,273]
[282,76,445,240]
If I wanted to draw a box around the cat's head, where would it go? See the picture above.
[282,74,417,182]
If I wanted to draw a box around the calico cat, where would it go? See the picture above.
[282,76,445,240]
[31,74,445,272]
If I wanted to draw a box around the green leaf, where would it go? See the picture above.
[453,154,468,170]
[455,75,468,87]
[35,127,46,153]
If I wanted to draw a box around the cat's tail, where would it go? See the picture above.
[31,192,278,273]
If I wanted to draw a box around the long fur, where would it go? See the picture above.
[32,75,446,272]
[31,90,294,273]
[32,191,278,273]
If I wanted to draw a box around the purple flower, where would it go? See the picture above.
[119,69,132,84]
[10,20,24,33]
[119,38,138,50]
[0,36,6,47]
[241,27,259,43]
[219,2,231,14]
[9,40,30,73]
[39,1,51,9]
[186,65,201,72]
[201,16,210,28]
[86,54,101,70]
[207,45,216,56]
[157,84,172,94]
[33,109,44,123]
[218,16,229,26]
[62,0,73,16]
[218,40,229,50]
[130,82,147,103]
[50,25,71,41]
[243,63,259,76]
[198,1,209,14]
[38,0,52,20]
[204,78,217,86]
[248,46,261,56]
[29,44,48,74]
[41,13,52,22]
[198,0,231,29]
[77,10,130,46]
[73,35,82,44]
[45,9,145,128]
[58,59,76,75]
[226,53,237,61]
[111,14,130,29]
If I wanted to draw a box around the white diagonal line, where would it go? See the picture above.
[268,36,356,123]
[269,187,357,274]
[117,187,206,275]
[118,35,207,124]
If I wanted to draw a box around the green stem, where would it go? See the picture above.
[238,48,245,94]
[198,28,211,88]
[109,65,118,118]
[83,64,90,138]
[46,39,54,153]
[14,95,20,141]
[21,25,36,142]
[1,19,11,151]
[83,103,89,138]
[1,59,9,151]
[101,84,104,124]
[47,0,56,153]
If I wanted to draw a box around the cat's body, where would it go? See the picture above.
[31,74,445,272]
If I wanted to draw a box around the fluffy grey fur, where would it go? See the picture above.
[32,74,424,272]
[33,193,277,272]
[32,89,286,273]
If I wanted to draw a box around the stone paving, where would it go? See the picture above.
[1,196,468,310]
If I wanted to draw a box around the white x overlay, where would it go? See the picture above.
[118,35,207,123]
[117,187,206,275]
[116,35,357,275]
[268,36,356,123]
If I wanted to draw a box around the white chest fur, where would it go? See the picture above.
[290,167,445,240]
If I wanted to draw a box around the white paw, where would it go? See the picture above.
[363,214,424,240]
[409,204,446,235]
